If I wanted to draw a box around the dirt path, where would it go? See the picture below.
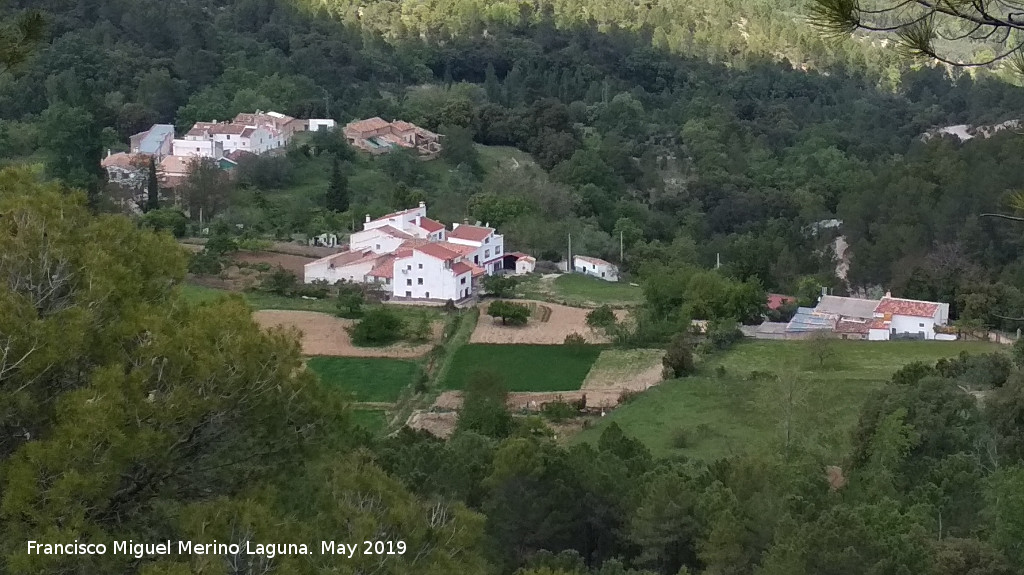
[253,310,440,357]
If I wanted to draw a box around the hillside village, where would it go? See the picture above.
[11,0,1024,572]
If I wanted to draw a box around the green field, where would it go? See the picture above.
[444,344,603,392]
[518,273,644,307]
[350,409,388,434]
[307,357,419,403]
[574,340,1005,460]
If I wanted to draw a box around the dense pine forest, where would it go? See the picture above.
[3,0,1024,574]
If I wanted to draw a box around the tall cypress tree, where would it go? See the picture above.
[145,155,159,212]
[325,155,348,213]
[484,63,502,104]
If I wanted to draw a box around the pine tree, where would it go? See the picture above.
[145,156,159,213]
[325,155,348,212]
[484,63,502,104]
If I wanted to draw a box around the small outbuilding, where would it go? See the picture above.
[573,255,619,282]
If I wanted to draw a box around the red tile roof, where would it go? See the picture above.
[451,262,473,276]
[376,225,414,240]
[767,293,798,311]
[835,318,870,334]
[415,243,461,261]
[367,255,397,279]
[438,242,476,256]
[391,120,416,133]
[575,255,614,268]
[417,217,445,233]
[449,225,494,242]
[345,117,390,133]
[869,318,890,330]
[102,152,149,170]
[874,297,940,318]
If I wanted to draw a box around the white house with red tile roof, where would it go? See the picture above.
[573,255,619,282]
[447,223,505,274]
[868,293,950,340]
[390,242,482,302]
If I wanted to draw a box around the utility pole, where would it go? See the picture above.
[620,230,624,263]
[567,232,572,273]
[716,253,720,269]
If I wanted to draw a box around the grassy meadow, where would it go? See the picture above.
[574,339,1005,460]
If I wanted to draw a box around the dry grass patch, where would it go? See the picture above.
[471,300,611,344]
[253,310,440,357]
[582,349,666,393]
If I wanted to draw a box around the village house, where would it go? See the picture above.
[304,203,519,303]
[157,155,191,189]
[233,111,303,145]
[782,293,951,340]
[868,293,952,341]
[129,124,175,159]
[308,118,337,132]
[573,255,619,282]
[447,223,505,274]
[343,117,442,158]
[101,151,150,190]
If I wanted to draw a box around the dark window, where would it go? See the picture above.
[417,278,423,285]
[406,279,412,286]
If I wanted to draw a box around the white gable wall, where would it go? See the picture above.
[350,228,406,254]
[391,251,468,301]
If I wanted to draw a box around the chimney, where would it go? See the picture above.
[484,222,489,228]
[452,222,460,230]
[365,214,371,223]
[885,291,892,298]
[106,149,111,158]
[418,201,425,209]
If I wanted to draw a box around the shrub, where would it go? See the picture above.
[204,232,238,257]
[292,284,328,298]
[236,154,295,189]
[406,312,433,343]
[262,266,298,296]
[541,401,577,423]
[188,251,222,275]
[671,427,690,448]
[706,317,743,350]
[443,299,457,313]
[336,284,365,319]
[236,238,273,251]
[564,332,587,345]
[456,370,514,438]
[487,300,530,326]
[482,275,519,298]
[350,308,406,346]
[586,305,617,329]
[663,332,697,378]
[715,365,727,378]
[140,208,188,237]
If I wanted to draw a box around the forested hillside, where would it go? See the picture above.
[6,0,1024,330]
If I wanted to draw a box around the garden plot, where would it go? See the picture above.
[253,310,440,357]
[470,300,613,344]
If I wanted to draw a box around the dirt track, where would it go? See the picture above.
[253,310,439,357]
[470,300,613,344]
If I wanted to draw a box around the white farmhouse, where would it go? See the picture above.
[308,119,337,131]
[447,223,504,274]
[574,255,619,282]
[868,294,951,341]
[303,250,382,284]
[172,136,224,159]
[390,243,482,302]
[351,203,446,252]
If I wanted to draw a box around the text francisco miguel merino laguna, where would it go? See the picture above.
[27,540,407,559]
